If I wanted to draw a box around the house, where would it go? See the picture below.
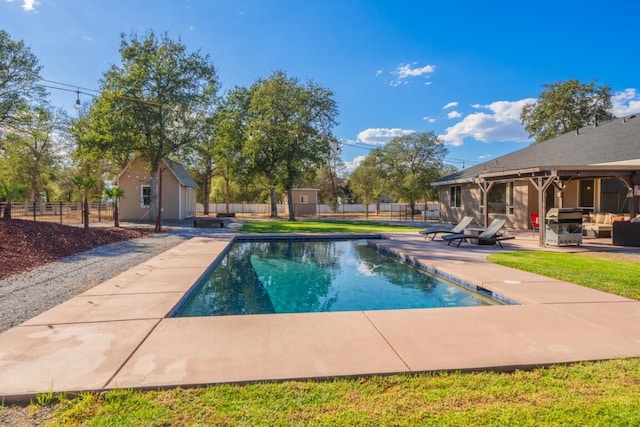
[116,157,199,221]
[432,114,640,245]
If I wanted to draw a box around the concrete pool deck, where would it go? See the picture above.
[1,229,640,402]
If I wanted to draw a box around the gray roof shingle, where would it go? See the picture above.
[434,114,640,185]
[164,158,199,189]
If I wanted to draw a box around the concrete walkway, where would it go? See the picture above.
[1,229,640,402]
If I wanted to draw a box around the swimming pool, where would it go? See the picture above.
[173,239,500,317]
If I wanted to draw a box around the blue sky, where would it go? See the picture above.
[2,0,640,173]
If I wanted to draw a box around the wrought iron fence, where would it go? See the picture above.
[0,201,114,226]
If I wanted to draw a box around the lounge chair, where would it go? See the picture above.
[441,218,515,248]
[418,216,474,240]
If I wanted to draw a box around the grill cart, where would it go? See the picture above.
[545,208,583,246]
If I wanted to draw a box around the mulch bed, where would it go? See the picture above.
[0,219,154,280]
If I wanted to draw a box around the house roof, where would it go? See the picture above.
[116,157,199,189]
[434,114,640,186]
[163,158,199,189]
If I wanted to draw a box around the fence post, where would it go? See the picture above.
[98,202,101,223]
[33,201,36,221]
[60,201,63,224]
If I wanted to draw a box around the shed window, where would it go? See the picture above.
[450,186,461,208]
[141,185,151,208]
[300,195,309,204]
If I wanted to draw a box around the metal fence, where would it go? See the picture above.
[0,201,114,226]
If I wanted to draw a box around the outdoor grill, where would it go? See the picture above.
[545,208,583,246]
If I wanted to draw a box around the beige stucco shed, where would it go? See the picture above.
[116,157,199,222]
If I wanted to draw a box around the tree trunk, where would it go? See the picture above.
[203,159,212,215]
[224,177,231,214]
[83,197,89,229]
[150,170,159,222]
[287,187,295,221]
[269,187,278,218]
[3,202,11,219]
[114,201,120,227]
[365,197,369,219]
[155,166,164,232]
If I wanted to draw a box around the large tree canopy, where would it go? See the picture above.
[521,79,613,143]
[81,31,218,226]
[245,70,338,220]
[1,104,69,202]
[0,30,45,128]
[375,131,447,218]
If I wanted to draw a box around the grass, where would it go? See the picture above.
[11,221,640,425]
[36,359,640,426]
[239,219,424,234]
[488,251,640,300]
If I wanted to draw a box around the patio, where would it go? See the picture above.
[0,229,639,402]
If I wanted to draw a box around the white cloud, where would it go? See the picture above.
[22,0,36,11]
[395,63,435,78]
[357,128,415,146]
[612,88,640,117]
[4,0,37,11]
[389,62,435,86]
[439,98,536,147]
[423,116,436,123]
[447,111,462,119]
[478,154,492,160]
[375,69,383,77]
[443,101,458,110]
[342,155,366,175]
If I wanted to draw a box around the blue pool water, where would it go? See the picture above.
[173,239,497,317]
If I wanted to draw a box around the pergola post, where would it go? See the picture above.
[529,176,557,247]
[477,179,495,227]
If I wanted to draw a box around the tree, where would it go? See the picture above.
[245,71,338,220]
[0,30,45,128]
[521,79,613,143]
[0,181,25,219]
[92,31,218,230]
[376,132,447,219]
[103,186,124,227]
[72,176,97,229]
[348,154,384,218]
[211,87,252,214]
[186,86,250,215]
[1,104,69,202]
[313,136,344,210]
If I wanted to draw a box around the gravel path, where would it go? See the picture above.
[0,223,239,333]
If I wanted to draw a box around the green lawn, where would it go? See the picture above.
[37,359,640,426]
[239,219,423,234]
[488,251,640,300]
[12,222,640,425]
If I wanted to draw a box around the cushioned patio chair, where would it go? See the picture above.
[418,216,474,240]
[441,218,514,248]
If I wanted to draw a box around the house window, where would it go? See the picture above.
[449,186,461,208]
[141,185,151,208]
[508,181,515,215]
[488,183,507,214]
[300,195,309,204]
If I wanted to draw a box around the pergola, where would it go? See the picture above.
[476,165,640,247]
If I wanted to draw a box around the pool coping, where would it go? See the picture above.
[1,232,639,402]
